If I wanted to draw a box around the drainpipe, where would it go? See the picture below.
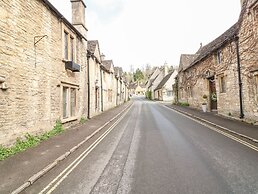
[100,67,104,112]
[87,52,91,119]
[234,35,244,119]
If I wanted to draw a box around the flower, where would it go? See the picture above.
[211,93,217,101]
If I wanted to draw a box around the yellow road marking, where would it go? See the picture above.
[39,107,131,194]
[163,105,258,152]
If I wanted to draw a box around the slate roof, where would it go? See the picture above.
[154,72,173,91]
[102,60,113,72]
[88,40,99,54]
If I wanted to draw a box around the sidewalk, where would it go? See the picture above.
[0,101,132,194]
[165,104,258,142]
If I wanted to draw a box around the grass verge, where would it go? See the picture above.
[0,121,64,161]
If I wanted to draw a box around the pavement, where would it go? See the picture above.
[165,104,258,143]
[0,101,132,194]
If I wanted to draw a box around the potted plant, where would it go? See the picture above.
[201,94,208,112]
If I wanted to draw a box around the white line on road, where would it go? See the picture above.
[39,107,132,194]
[162,105,258,153]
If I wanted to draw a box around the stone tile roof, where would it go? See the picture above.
[128,82,137,89]
[184,0,251,71]
[154,72,173,91]
[148,74,159,89]
[178,54,198,72]
[102,60,113,72]
[185,23,239,71]
[100,64,109,72]
[118,67,123,76]
[88,40,98,54]
[114,67,120,76]
[139,83,146,88]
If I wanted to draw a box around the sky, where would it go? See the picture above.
[48,0,241,72]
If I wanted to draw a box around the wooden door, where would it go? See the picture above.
[209,77,217,110]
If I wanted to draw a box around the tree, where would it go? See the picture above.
[133,68,144,81]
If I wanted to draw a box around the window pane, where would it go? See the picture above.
[70,37,74,61]
[70,88,76,117]
[64,32,69,60]
[63,87,68,118]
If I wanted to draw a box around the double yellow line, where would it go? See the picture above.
[163,105,258,153]
[40,107,131,194]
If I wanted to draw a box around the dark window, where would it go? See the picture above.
[70,37,74,61]
[64,31,69,60]
[217,50,222,64]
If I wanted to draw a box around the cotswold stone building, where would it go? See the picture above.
[0,0,88,146]
[178,0,258,122]
[87,40,102,118]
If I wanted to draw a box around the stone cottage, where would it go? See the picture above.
[177,0,258,122]
[154,70,178,102]
[101,59,117,110]
[87,40,102,118]
[0,0,88,146]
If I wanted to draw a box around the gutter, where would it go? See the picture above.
[100,67,104,112]
[234,35,244,119]
[87,52,91,119]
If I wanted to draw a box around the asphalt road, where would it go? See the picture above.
[24,97,258,194]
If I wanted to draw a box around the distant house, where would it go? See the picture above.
[128,82,146,96]
[177,0,258,122]
[154,70,178,102]
[102,59,116,110]
[135,82,146,96]
[128,82,137,96]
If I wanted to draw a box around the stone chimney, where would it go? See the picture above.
[70,0,87,38]
[240,0,244,7]
[164,62,168,76]
[100,53,105,61]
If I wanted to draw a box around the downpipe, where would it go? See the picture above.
[234,35,244,119]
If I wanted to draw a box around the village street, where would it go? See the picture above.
[22,97,258,194]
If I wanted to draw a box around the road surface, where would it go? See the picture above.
[24,97,258,194]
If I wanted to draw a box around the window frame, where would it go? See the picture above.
[61,82,79,123]
[217,50,222,64]
[219,75,226,93]
[62,24,77,62]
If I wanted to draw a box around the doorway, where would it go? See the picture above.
[209,76,217,111]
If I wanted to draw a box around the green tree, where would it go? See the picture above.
[133,68,144,81]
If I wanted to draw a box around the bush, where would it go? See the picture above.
[146,91,152,100]
[80,117,87,124]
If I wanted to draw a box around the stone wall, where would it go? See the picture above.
[0,0,87,146]
[238,0,258,121]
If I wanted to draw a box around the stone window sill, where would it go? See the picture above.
[61,116,78,124]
